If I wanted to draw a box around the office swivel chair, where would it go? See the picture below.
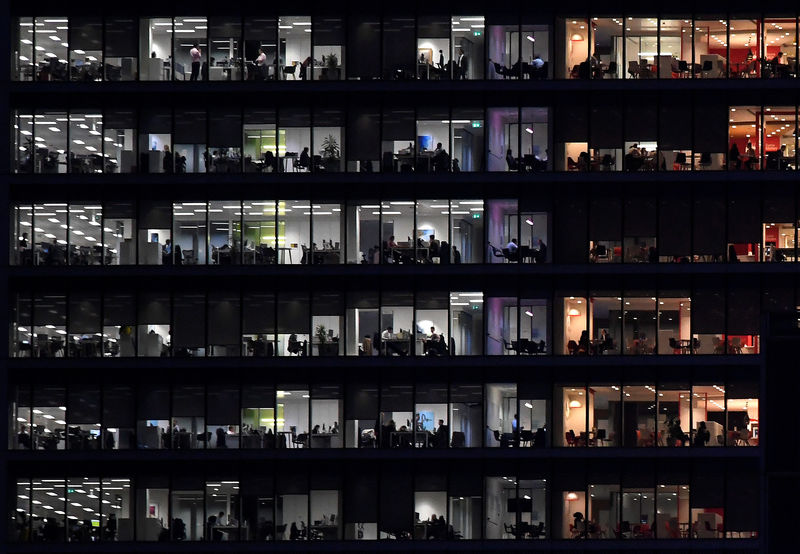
[292,433,308,448]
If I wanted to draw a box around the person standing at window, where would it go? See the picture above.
[255,48,267,80]
[457,48,468,79]
[190,43,201,81]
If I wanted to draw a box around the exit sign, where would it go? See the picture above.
[471,121,482,128]
[472,213,481,219]
[473,31,482,37]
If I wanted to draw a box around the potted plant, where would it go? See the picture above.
[323,52,340,80]
[315,324,339,356]
[320,134,341,172]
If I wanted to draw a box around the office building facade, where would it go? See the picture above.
[3,1,791,551]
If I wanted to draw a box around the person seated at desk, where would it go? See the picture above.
[506,149,519,170]
[531,54,545,72]
[262,150,277,172]
[597,329,613,354]
[381,326,407,356]
[432,143,450,172]
[311,424,321,434]
[532,239,547,263]
[489,238,519,260]
[385,236,402,263]
[770,52,791,78]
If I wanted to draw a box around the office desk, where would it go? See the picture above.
[209,66,241,81]
[313,249,341,264]
[390,430,429,448]
[282,154,298,172]
[309,524,338,540]
[213,525,241,541]
[390,246,428,263]
[390,431,413,448]
[309,433,333,448]
[700,54,726,77]
[382,338,411,355]
[276,431,293,448]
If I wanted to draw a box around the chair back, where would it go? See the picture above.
[451,431,466,447]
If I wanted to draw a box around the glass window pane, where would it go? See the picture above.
[139,18,172,80]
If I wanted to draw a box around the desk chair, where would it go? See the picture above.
[567,340,579,355]
[502,248,519,262]
[282,65,296,79]
[450,431,465,447]
[519,430,534,447]
[292,432,308,448]
[603,61,617,78]
[627,61,640,78]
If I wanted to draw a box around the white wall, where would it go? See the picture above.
[310,491,338,523]
[382,306,413,332]
[382,212,414,243]
[415,491,447,521]
[285,35,311,66]
[311,214,341,246]
[562,391,587,440]
[416,121,449,152]
[311,399,341,430]
[484,478,510,539]
[280,494,308,538]
[417,39,451,65]
[283,128,311,158]
[280,396,309,434]
[563,299,587,349]
[415,403,448,431]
